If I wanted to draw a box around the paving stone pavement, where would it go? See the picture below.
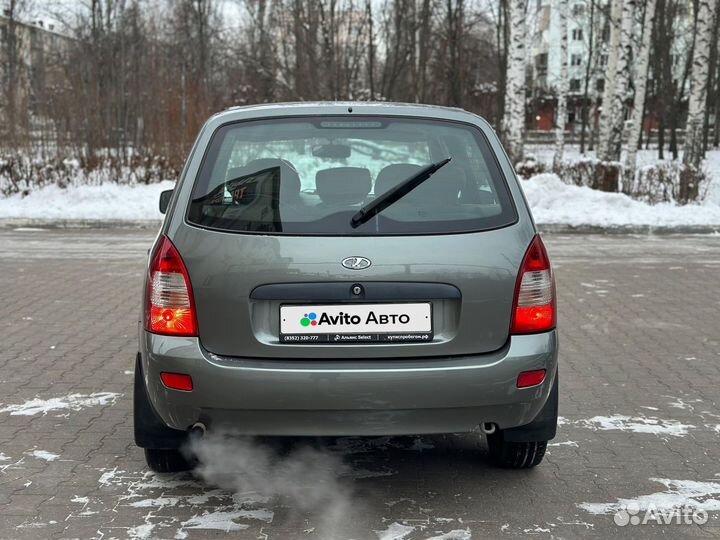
[0,228,718,540]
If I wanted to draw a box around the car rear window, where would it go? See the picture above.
[187,116,516,235]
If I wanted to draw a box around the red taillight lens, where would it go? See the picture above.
[511,235,556,334]
[145,235,198,337]
[517,369,546,388]
[160,372,194,391]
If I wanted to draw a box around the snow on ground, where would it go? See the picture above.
[0,180,173,221]
[572,414,694,437]
[0,392,121,416]
[578,478,720,515]
[522,173,720,228]
[521,147,720,227]
[29,450,60,462]
[0,148,719,227]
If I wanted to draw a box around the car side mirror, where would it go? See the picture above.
[159,189,173,214]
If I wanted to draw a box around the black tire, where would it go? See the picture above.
[487,431,547,468]
[144,448,193,473]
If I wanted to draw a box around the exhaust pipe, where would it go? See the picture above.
[480,422,497,435]
[189,422,206,438]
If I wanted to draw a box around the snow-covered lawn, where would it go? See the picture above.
[521,146,720,228]
[523,173,720,228]
[0,180,173,221]
[0,147,718,228]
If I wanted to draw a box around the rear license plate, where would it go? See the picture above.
[279,303,432,344]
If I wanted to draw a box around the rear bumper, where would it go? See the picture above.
[138,330,558,436]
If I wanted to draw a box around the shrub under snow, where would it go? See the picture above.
[0,153,178,197]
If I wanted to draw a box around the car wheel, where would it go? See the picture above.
[486,431,547,468]
[144,448,193,473]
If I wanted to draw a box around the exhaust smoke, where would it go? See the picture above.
[186,431,359,538]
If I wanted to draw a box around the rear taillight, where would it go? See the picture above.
[511,235,556,334]
[144,235,198,337]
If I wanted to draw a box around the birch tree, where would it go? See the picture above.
[502,0,527,164]
[625,0,657,171]
[599,0,636,163]
[683,0,719,168]
[553,0,569,169]
[702,7,720,152]
[494,1,510,129]
[579,0,596,154]
[597,0,622,159]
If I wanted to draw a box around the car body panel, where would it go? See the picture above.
[169,223,531,358]
[139,329,558,436]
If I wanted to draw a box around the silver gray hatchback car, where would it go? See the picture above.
[134,102,558,472]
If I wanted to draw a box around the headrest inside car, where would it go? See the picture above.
[375,163,461,205]
[375,164,423,195]
[316,167,371,205]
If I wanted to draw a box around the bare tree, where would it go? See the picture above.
[493,0,510,129]
[1,0,513,172]
[443,0,466,107]
[502,0,527,164]
[684,0,719,167]
[366,0,376,99]
[553,0,569,169]
[625,0,657,171]
[649,0,679,160]
[597,0,621,159]
[599,0,636,163]
[702,4,720,152]
[579,0,597,154]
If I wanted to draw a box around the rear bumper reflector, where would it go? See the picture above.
[160,372,193,391]
[517,369,546,388]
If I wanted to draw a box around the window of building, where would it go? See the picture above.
[600,54,608,66]
[596,78,605,92]
[572,28,584,40]
[571,54,583,66]
[572,3,585,16]
[602,24,610,41]
[570,79,582,92]
[536,52,549,75]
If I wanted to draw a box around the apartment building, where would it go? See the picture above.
[528,0,692,132]
[0,9,72,138]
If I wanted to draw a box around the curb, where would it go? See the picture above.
[0,219,718,235]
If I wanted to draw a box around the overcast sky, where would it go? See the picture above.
[6,0,243,31]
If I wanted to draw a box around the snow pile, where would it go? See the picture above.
[0,180,173,221]
[522,174,720,228]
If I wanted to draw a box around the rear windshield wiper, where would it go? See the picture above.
[350,157,452,228]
